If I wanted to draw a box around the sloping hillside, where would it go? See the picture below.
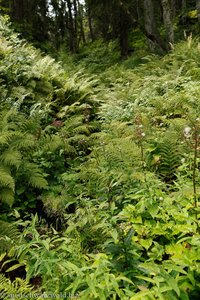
[0,16,200,300]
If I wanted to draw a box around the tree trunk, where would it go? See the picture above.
[161,0,174,45]
[78,0,86,44]
[170,0,176,18]
[73,0,78,45]
[143,0,159,51]
[66,0,77,53]
[197,0,200,24]
[10,0,24,21]
[87,5,94,41]
[118,3,129,57]
[119,27,129,58]
[37,0,49,41]
[182,0,186,9]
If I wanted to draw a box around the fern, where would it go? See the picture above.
[0,168,15,191]
[147,140,182,183]
[0,149,22,168]
[0,274,40,300]
[0,16,99,123]
[0,168,15,206]
[0,110,48,206]
[0,188,15,207]
[20,163,48,190]
[38,134,65,152]
[0,221,20,253]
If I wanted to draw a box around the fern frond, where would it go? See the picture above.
[0,188,14,207]
[63,115,84,131]
[10,133,36,150]
[63,143,76,154]
[0,110,18,130]
[31,55,65,80]
[0,133,9,145]
[67,134,89,144]
[39,134,63,152]
[147,141,182,183]
[22,163,48,189]
[0,220,20,253]
[42,192,66,217]
[0,168,15,191]
[28,173,48,189]
[0,274,37,300]
[73,125,91,135]
[0,149,22,168]
[18,117,41,134]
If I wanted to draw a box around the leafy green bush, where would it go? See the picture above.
[0,15,99,217]
[0,16,99,119]
[0,109,48,207]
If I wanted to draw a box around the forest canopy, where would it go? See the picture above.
[0,0,200,55]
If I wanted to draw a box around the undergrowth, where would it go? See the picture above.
[0,16,200,299]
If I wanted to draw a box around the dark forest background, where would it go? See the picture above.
[1,0,200,56]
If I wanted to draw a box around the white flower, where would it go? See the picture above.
[184,126,191,137]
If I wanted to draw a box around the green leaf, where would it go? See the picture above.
[86,275,98,297]
[140,239,153,250]
[0,188,14,206]
[135,276,157,285]
[0,169,15,191]
[179,290,190,300]
[0,149,22,168]
[130,291,154,300]
[167,277,180,296]
[6,263,25,273]
[148,203,159,218]
[62,261,82,275]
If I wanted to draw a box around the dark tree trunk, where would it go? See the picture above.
[170,0,176,18]
[78,0,86,44]
[197,0,200,25]
[37,0,49,41]
[66,0,77,53]
[10,0,24,21]
[143,0,161,51]
[73,0,78,45]
[117,1,131,58]
[87,5,94,41]
[119,10,129,57]
[51,0,65,48]
[161,0,174,45]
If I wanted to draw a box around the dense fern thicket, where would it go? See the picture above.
[0,16,99,211]
[1,16,200,299]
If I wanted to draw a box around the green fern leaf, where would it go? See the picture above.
[73,125,91,135]
[11,133,36,149]
[0,168,15,191]
[0,274,38,299]
[28,173,48,189]
[0,133,9,145]
[0,188,14,206]
[0,149,22,168]
[147,140,182,183]
[20,162,48,189]
[40,134,63,152]
[0,220,20,253]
